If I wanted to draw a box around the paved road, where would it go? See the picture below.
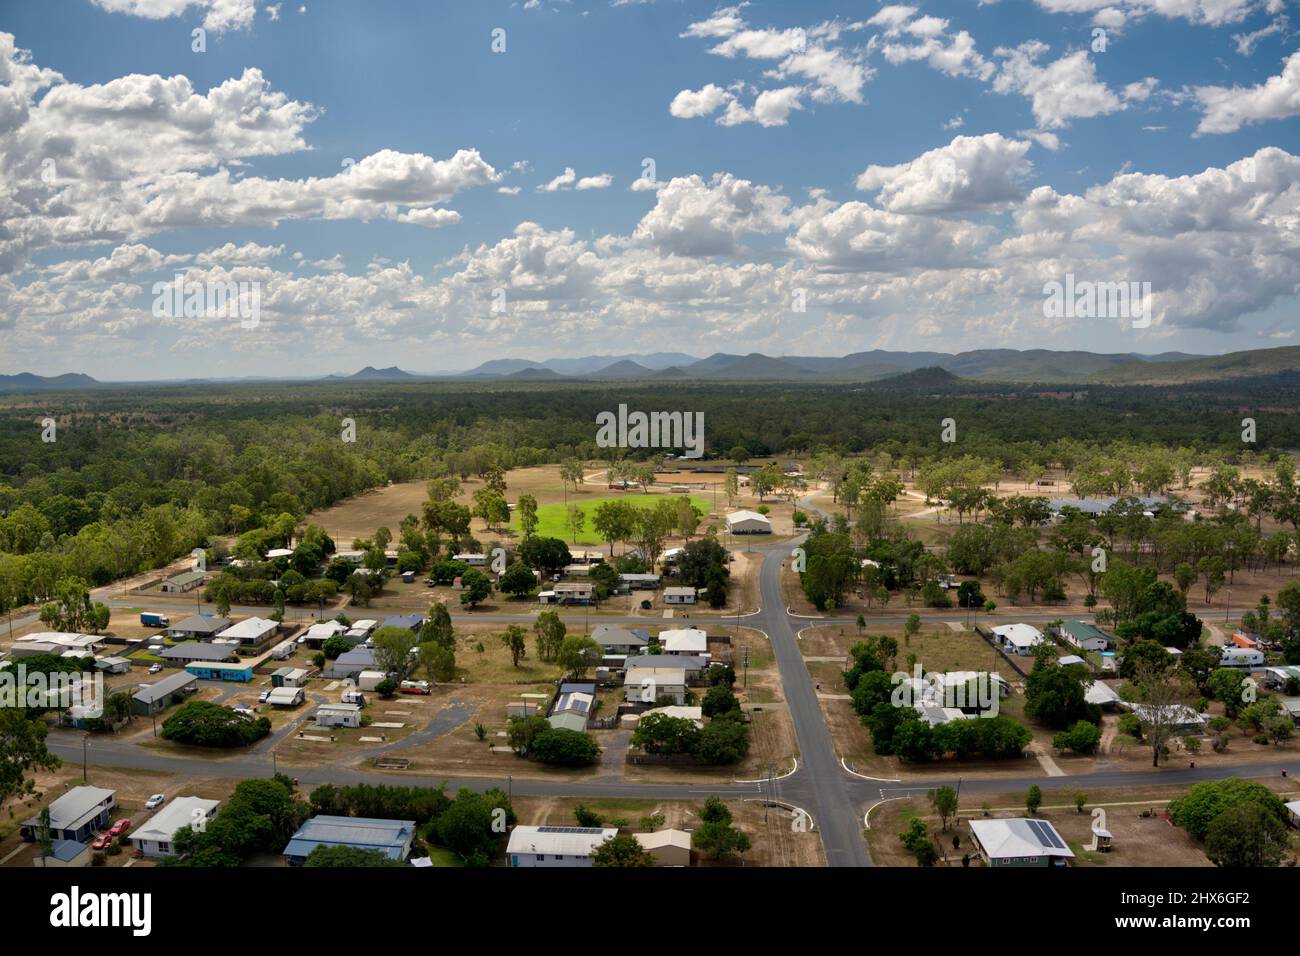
[31,505,1286,867]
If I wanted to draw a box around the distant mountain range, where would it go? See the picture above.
[5,345,1299,393]
[0,372,100,393]
[454,346,1275,385]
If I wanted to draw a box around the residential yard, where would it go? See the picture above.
[802,622,1077,781]
[866,780,1300,867]
[510,795,825,866]
[274,687,451,766]
[0,764,241,869]
[624,626,799,784]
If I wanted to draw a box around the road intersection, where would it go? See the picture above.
[45,534,1298,867]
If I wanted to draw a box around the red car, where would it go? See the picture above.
[90,834,112,851]
[108,818,132,837]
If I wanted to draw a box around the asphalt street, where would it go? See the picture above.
[31,499,1292,867]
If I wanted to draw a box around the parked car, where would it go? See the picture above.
[148,663,163,674]
[144,793,165,810]
[108,819,132,837]
[90,834,112,851]
[400,680,431,695]
[258,690,272,703]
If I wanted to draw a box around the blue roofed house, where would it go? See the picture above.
[34,839,92,868]
[283,815,417,865]
[384,614,425,634]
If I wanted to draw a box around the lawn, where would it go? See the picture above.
[515,495,713,546]
[419,846,463,867]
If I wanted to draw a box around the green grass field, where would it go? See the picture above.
[514,495,713,545]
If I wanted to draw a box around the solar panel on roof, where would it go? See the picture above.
[1028,819,1066,849]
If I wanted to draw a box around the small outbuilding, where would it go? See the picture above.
[635,829,692,866]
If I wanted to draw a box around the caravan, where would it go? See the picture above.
[1220,647,1264,668]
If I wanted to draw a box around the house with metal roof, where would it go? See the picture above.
[131,797,220,858]
[161,570,207,592]
[160,641,238,664]
[221,616,279,647]
[185,661,254,682]
[591,624,649,655]
[624,666,688,705]
[663,586,697,605]
[384,614,425,633]
[1056,620,1113,652]
[300,620,348,648]
[991,623,1045,656]
[660,627,708,656]
[624,654,709,681]
[314,702,362,728]
[968,818,1075,868]
[553,691,594,716]
[271,667,310,688]
[325,647,378,680]
[18,631,100,653]
[21,786,116,843]
[506,825,617,867]
[548,711,589,733]
[1084,680,1122,708]
[132,671,199,715]
[283,815,417,865]
[619,573,661,590]
[1261,665,1300,690]
[33,839,92,868]
[166,615,232,641]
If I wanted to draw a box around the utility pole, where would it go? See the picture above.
[742,643,750,691]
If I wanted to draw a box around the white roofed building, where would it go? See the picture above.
[726,510,771,534]
[221,616,279,647]
[660,627,707,656]
[507,825,617,867]
[991,623,1045,656]
[132,797,220,858]
[968,818,1075,868]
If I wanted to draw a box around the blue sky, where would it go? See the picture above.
[1,0,1297,378]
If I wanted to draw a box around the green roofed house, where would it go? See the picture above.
[161,570,208,593]
[548,711,589,733]
[1056,620,1113,653]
